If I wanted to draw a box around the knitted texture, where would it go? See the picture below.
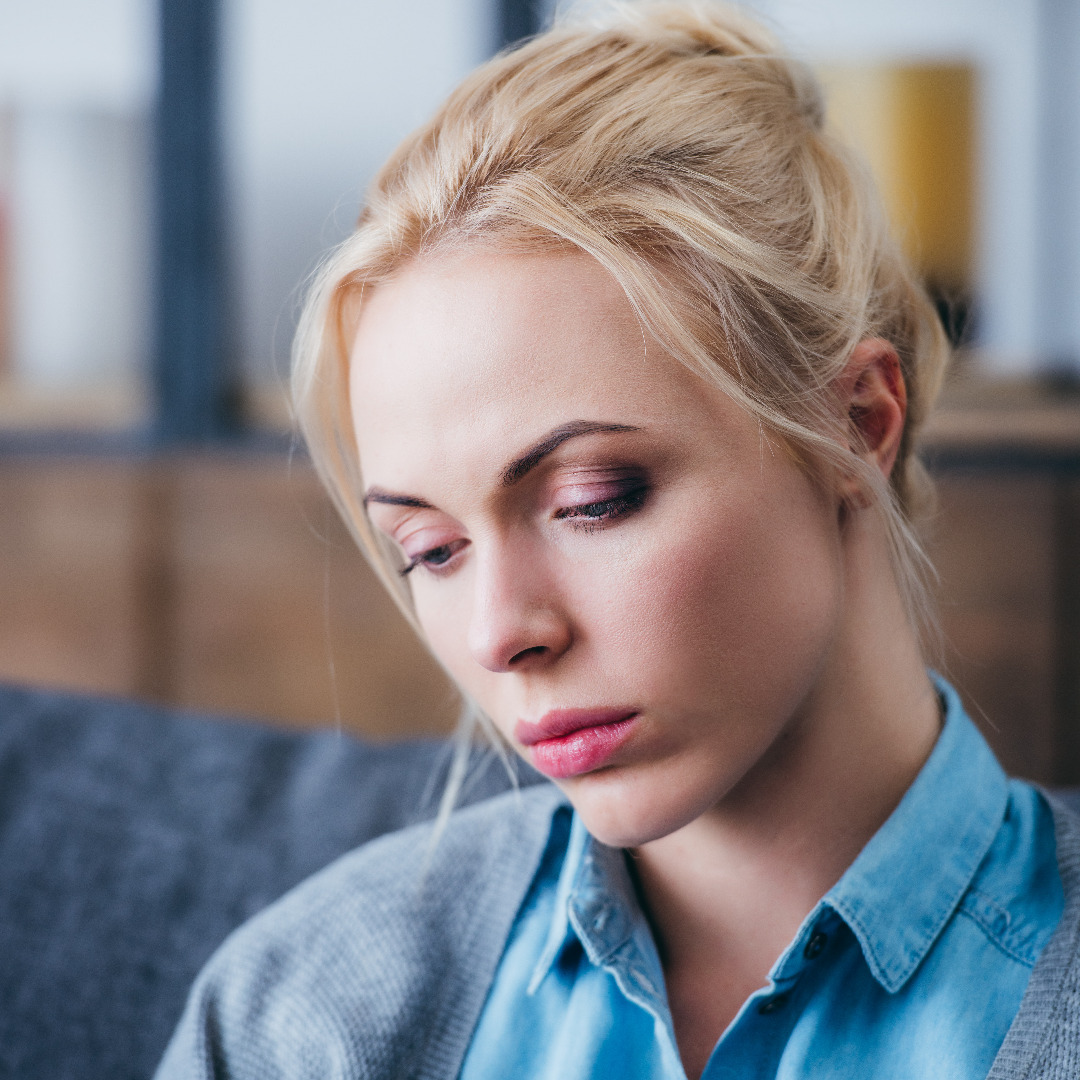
[0,683,539,1080]
[989,793,1080,1079]
[155,784,567,1080]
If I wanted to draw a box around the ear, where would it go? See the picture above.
[839,337,907,494]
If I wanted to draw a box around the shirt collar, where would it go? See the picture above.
[528,812,656,998]
[822,673,1009,992]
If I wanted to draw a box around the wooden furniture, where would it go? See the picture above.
[0,453,458,740]
[921,379,1080,782]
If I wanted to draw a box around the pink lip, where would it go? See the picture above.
[515,708,639,780]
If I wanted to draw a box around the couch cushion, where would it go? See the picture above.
[0,684,528,1080]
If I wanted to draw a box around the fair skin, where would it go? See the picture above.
[351,249,941,1079]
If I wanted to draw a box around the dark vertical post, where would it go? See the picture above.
[1053,474,1080,784]
[494,0,545,53]
[153,0,234,442]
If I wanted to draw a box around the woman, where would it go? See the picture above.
[156,4,1080,1078]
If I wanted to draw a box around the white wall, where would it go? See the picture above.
[1038,0,1080,369]
[0,0,156,111]
[10,110,151,387]
[222,0,492,384]
[0,0,155,389]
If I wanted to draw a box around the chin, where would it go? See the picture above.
[561,769,710,849]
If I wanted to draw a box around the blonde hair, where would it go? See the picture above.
[293,0,950,796]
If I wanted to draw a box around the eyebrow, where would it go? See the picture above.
[362,419,641,509]
[363,489,433,509]
[500,420,641,486]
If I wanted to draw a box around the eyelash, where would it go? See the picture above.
[400,539,466,577]
[552,483,649,530]
[399,481,649,577]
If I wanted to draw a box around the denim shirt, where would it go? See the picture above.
[461,678,1063,1080]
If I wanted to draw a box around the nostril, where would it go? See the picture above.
[508,645,548,666]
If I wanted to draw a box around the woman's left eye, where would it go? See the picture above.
[553,482,648,528]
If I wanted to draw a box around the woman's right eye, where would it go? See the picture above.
[400,538,468,577]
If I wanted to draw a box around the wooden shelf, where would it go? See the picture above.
[921,377,1080,461]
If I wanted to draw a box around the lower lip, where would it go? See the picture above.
[527,716,638,779]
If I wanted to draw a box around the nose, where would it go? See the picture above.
[466,543,572,674]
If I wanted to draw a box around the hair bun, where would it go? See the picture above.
[569,0,778,58]
[567,1,824,129]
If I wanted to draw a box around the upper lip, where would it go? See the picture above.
[514,708,638,746]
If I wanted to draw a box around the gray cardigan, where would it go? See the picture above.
[156,784,1080,1080]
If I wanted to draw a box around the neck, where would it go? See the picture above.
[630,509,941,1070]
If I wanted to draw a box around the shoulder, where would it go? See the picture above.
[155,783,567,1080]
[962,781,1063,968]
[990,791,1080,1079]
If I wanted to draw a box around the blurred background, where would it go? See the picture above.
[0,0,1076,780]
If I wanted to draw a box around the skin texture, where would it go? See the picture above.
[350,249,941,1079]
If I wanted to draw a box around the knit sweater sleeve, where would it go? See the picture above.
[154,785,566,1080]
[989,794,1080,1080]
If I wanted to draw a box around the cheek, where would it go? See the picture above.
[412,586,468,674]
[410,576,508,711]
[578,477,842,702]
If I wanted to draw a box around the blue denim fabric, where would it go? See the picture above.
[460,678,1063,1079]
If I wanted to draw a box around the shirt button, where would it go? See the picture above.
[757,992,790,1015]
[803,930,828,960]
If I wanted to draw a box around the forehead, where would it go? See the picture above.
[348,249,732,495]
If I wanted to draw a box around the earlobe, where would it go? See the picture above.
[838,338,907,503]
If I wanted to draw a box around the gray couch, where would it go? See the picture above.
[0,685,537,1080]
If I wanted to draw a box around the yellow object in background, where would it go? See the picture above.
[819,63,976,296]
